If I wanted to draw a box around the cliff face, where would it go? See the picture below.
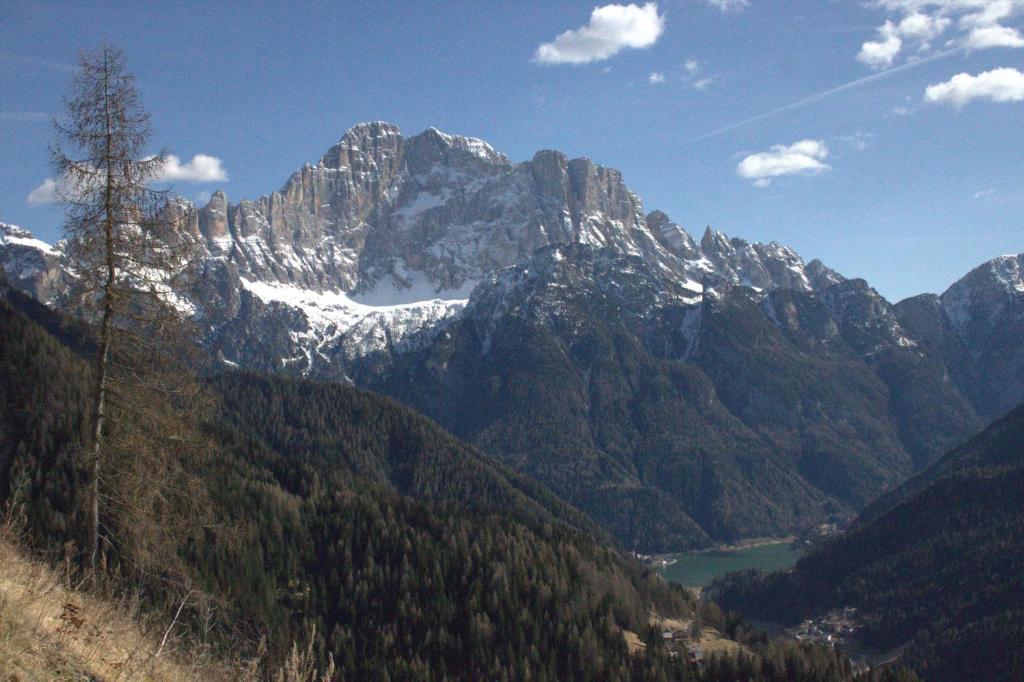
[170,122,839,300]
[141,121,841,377]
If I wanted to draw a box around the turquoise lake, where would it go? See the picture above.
[656,542,801,588]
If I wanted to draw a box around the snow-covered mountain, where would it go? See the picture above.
[1,122,1019,401]
[1,122,844,377]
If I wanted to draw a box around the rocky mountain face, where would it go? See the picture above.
[4,122,844,379]
[896,253,1024,421]
[0,223,66,304]
[1,122,1018,549]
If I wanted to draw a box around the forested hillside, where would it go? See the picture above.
[1,281,915,680]
[0,282,678,677]
[710,404,1024,682]
[210,370,601,537]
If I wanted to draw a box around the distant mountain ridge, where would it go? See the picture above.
[895,253,1024,420]
[2,122,846,378]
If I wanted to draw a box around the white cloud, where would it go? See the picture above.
[26,172,108,207]
[705,0,749,11]
[680,57,716,89]
[974,188,996,198]
[859,21,904,68]
[534,3,665,65]
[891,95,916,116]
[26,178,60,206]
[860,1,1024,68]
[897,11,950,39]
[648,71,665,84]
[965,23,1024,48]
[27,153,228,207]
[736,139,831,187]
[155,154,228,183]
[924,67,1024,107]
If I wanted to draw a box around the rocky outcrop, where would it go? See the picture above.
[164,123,842,302]
[897,253,1024,419]
[142,122,847,376]
[0,223,66,303]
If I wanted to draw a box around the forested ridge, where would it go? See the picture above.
[710,403,1024,682]
[1,281,920,680]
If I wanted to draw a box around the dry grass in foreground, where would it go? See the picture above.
[0,532,233,681]
[0,527,337,681]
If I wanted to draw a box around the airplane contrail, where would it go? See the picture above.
[691,47,963,143]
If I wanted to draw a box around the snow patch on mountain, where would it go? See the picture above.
[238,276,467,373]
[941,253,1024,335]
[1,223,58,255]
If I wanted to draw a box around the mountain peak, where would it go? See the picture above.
[0,222,55,254]
[944,252,1024,295]
[344,120,402,141]
[700,226,733,255]
[940,252,1024,336]
[986,253,1024,294]
[408,127,508,166]
[319,121,403,168]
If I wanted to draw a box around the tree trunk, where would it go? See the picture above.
[90,48,116,575]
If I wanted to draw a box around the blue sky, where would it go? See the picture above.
[1,0,1022,301]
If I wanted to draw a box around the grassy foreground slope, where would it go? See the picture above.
[0,530,244,680]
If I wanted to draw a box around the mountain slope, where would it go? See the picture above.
[709,403,1024,682]
[2,124,1015,553]
[896,253,1024,420]
[209,369,602,538]
[0,533,234,680]
[362,244,980,550]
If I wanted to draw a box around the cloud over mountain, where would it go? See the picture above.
[26,153,227,206]
[156,154,228,183]
[736,139,831,187]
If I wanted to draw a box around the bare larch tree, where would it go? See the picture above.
[52,45,210,576]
